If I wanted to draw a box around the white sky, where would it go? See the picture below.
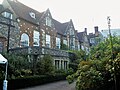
[0,0,120,33]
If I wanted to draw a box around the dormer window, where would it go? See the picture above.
[29,12,36,19]
[2,12,13,19]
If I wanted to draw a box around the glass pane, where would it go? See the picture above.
[20,33,29,47]
[33,30,40,46]
[56,37,60,49]
[46,34,51,48]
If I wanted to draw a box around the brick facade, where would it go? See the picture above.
[0,0,82,70]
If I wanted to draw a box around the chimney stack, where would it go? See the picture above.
[94,26,98,33]
[94,26,99,36]
[84,28,87,34]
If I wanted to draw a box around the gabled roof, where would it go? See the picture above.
[88,33,95,38]
[0,5,5,13]
[0,5,13,19]
[2,0,77,37]
[6,0,44,25]
[3,8,13,13]
[77,32,84,43]
[53,19,69,35]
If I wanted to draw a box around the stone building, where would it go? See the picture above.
[0,0,80,70]
[77,28,90,53]
[53,19,79,50]
[88,26,103,46]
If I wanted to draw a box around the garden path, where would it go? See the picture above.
[18,80,75,90]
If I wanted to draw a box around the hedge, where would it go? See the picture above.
[0,74,67,90]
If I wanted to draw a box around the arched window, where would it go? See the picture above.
[20,33,29,47]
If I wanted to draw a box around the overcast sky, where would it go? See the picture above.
[0,0,120,33]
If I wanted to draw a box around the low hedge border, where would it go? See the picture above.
[0,74,67,90]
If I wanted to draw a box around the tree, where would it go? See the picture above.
[67,36,120,90]
[60,43,68,50]
[37,54,55,75]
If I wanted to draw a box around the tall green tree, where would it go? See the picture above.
[67,36,120,90]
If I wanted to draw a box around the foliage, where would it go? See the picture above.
[0,74,67,90]
[2,52,31,78]
[67,36,120,90]
[55,68,74,77]
[75,61,103,90]
[69,62,78,72]
[60,43,69,50]
[68,49,87,64]
[37,54,55,75]
[0,65,4,79]
[67,49,88,75]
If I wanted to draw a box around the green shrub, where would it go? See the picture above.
[7,74,67,90]
[37,54,55,75]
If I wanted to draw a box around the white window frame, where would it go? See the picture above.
[29,12,36,19]
[20,33,29,47]
[56,37,61,49]
[41,29,46,46]
[2,12,13,19]
[46,16,52,27]
[63,39,67,45]
[33,30,40,46]
[46,34,51,48]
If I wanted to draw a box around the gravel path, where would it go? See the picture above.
[18,80,75,90]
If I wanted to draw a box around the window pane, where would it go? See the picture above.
[41,29,45,46]
[46,17,51,27]
[63,40,67,45]
[2,12,13,19]
[46,34,51,48]
[56,37,60,49]
[33,30,40,46]
[20,33,29,47]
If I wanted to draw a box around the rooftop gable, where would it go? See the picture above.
[4,0,44,25]
[0,5,5,13]
[77,32,84,43]
[53,19,69,35]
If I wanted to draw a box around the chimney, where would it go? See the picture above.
[94,26,99,36]
[84,28,87,34]
[94,26,98,33]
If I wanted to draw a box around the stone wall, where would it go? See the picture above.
[0,16,20,49]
